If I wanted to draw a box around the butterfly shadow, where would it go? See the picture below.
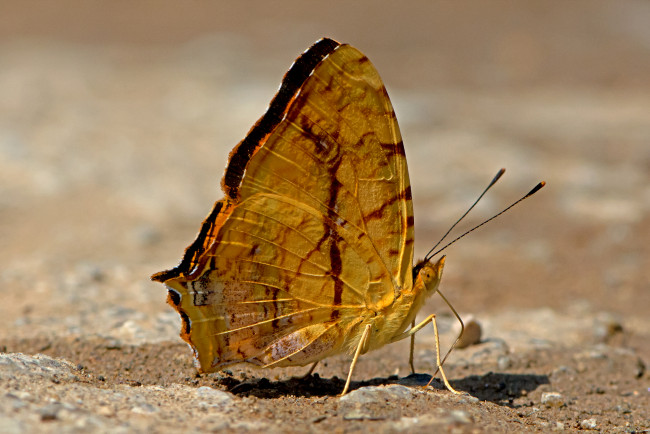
[217,370,549,402]
[448,371,550,407]
[222,372,388,399]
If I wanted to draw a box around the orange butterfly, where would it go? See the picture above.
[152,38,541,395]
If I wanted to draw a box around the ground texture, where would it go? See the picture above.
[1,1,648,432]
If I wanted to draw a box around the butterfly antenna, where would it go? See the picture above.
[427,180,546,259]
[424,168,506,262]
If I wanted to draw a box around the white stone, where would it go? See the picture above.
[541,392,565,407]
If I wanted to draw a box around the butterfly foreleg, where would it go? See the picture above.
[390,314,461,395]
[340,323,372,396]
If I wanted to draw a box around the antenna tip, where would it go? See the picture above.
[527,181,546,196]
[490,168,506,185]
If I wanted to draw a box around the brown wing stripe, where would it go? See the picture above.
[222,38,341,200]
[151,199,226,282]
[364,185,412,222]
[329,239,343,320]
[379,140,406,157]
[403,184,412,201]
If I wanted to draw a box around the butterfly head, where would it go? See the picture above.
[413,255,446,296]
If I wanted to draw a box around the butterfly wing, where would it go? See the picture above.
[152,38,415,371]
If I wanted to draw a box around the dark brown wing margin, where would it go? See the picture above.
[223,37,341,199]
[151,199,225,282]
[151,37,341,283]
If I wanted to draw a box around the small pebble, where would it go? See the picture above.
[342,409,383,421]
[340,384,416,404]
[96,406,114,417]
[541,392,564,407]
[449,410,472,424]
[580,418,597,429]
[593,313,623,343]
[38,403,63,421]
[550,365,576,379]
[459,395,480,404]
[131,403,157,414]
[497,355,511,370]
[634,357,645,378]
[194,386,234,406]
[456,318,482,349]
[613,403,631,414]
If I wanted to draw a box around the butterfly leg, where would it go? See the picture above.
[409,320,416,373]
[425,314,461,394]
[298,361,319,380]
[434,287,465,371]
[390,314,460,394]
[340,323,372,396]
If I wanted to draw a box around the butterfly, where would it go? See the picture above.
[153,37,465,395]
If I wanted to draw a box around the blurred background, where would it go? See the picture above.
[1,1,648,353]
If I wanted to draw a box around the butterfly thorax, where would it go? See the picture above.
[350,256,446,354]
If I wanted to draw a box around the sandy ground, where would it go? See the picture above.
[1,1,649,432]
